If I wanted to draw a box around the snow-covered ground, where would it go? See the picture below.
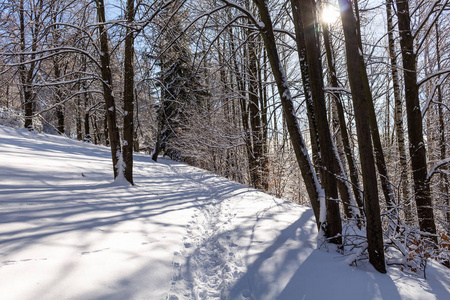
[0,125,449,300]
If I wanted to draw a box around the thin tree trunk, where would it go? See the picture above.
[96,0,122,179]
[19,0,33,130]
[291,0,343,241]
[435,22,449,233]
[53,58,65,135]
[290,4,321,174]
[123,0,135,184]
[56,104,64,134]
[395,0,437,241]
[248,36,264,189]
[253,0,323,230]
[351,0,397,221]
[229,28,255,186]
[259,48,269,190]
[338,0,386,273]
[84,108,90,142]
[151,111,162,162]
[386,0,410,223]
[322,16,364,216]
[76,93,82,141]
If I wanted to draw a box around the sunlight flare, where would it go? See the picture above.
[321,4,340,24]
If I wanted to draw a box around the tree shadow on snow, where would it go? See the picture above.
[228,208,402,300]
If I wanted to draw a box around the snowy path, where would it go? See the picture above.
[1,126,449,300]
[164,161,245,299]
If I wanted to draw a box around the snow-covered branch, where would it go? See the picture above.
[427,158,450,182]
[417,68,450,87]
[35,89,104,115]
[420,72,450,117]
[4,47,102,70]
[219,0,263,30]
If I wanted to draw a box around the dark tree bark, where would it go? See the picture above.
[338,0,386,273]
[258,47,270,190]
[291,0,343,241]
[349,0,397,220]
[322,20,364,216]
[53,56,65,135]
[56,104,65,134]
[252,0,323,229]
[395,0,437,240]
[386,0,410,222]
[290,5,321,174]
[76,93,83,141]
[84,97,90,142]
[151,106,163,162]
[123,0,135,185]
[19,0,38,130]
[95,0,122,180]
[435,23,449,233]
[248,35,265,190]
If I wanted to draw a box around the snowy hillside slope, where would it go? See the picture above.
[0,125,449,300]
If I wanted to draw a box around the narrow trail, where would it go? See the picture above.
[163,160,245,300]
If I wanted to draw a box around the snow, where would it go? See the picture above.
[0,125,449,299]
[428,157,450,181]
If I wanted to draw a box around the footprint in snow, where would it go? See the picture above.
[81,248,110,255]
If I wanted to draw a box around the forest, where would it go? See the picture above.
[0,0,449,276]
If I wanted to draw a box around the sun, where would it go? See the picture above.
[321,5,340,24]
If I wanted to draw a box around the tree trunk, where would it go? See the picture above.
[290,6,321,174]
[53,57,65,135]
[395,0,437,240]
[76,93,82,141]
[19,0,33,130]
[123,0,135,184]
[435,23,449,233]
[386,0,410,223]
[56,104,65,134]
[291,0,343,241]
[248,35,265,189]
[229,28,255,186]
[96,0,122,180]
[338,0,386,273]
[253,0,323,230]
[84,110,90,142]
[322,11,364,217]
[350,0,397,221]
[259,48,270,190]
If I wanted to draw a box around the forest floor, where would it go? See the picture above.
[0,125,449,299]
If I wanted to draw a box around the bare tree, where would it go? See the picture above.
[386,0,410,222]
[95,0,123,180]
[248,0,324,230]
[395,0,437,241]
[123,0,135,184]
[337,0,386,273]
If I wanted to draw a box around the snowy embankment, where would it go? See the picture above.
[0,125,449,300]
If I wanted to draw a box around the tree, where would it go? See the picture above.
[337,0,386,273]
[17,0,44,130]
[151,0,207,163]
[248,0,324,230]
[386,0,410,222]
[95,0,123,180]
[291,0,343,242]
[123,0,135,184]
[321,12,364,216]
[395,0,437,241]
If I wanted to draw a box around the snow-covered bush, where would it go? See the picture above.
[0,107,23,129]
